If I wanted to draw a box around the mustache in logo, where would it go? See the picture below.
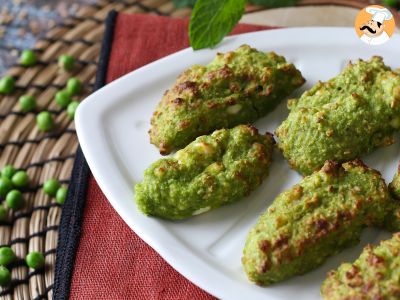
[359,25,376,34]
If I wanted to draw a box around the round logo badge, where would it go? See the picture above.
[355,5,396,46]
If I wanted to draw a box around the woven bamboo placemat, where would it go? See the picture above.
[0,1,398,299]
[0,2,193,299]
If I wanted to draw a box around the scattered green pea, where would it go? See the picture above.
[5,190,23,210]
[55,90,71,108]
[19,95,36,113]
[56,187,67,204]
[66,77,82,95]
[58,54,75,71]
[25,252,45,269]
[36,111,54,132]
[1,165,16,179]
[11,170,29,188]
[67,101,79,120]
[0,206,7,222]
[0,266,11,287]
[43,179,60,197]
[0,76,15,94]
[20,49,37,67]
[0,177,13,197]
[0,247,16,266]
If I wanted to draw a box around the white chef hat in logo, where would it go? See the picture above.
[366,6,393,24]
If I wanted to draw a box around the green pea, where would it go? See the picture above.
[55,90,71,108]
[0,177,13,197]
[66,77,82,95]
[43,179,60,197]
[67,101,79,120]
[56,187,67,204]
[0,247,16,266]
[0,76,15,94]
[58,54,75,71]
[25,252,45,269]
[0,266,11,287]
[20,49,37,67]
[19,95,36,113]
[36,111,54,132]
[1,165,16,179]
[6,190,23,210]
[11,170,29,188]
[0,206,7,222]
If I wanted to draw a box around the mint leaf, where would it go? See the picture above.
[189,0,246,50]
[173,0,197,8]
[248,0,297,7]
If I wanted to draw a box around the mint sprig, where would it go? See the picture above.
[188,0,298,50]
[189,0,246,50]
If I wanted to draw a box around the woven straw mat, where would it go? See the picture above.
[0,1,196,299]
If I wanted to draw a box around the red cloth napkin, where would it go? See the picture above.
[69,13,270,299]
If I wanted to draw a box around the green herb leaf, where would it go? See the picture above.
[189,0,246,50]
[173,0,197,8]
[248,0,297,7]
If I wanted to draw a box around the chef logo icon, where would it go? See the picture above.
[355,5,395,45]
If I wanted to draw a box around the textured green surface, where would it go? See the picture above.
[321,232,400,300]
[242,160,396,285]
[135,125,274,220]
[149,44,304,154]
[276,57,400,175]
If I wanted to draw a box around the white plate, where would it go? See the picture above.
[75,28,400,300]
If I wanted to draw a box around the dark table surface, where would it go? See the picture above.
[0,0,95,76]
